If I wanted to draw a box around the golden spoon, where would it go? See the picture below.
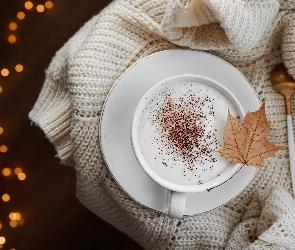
[270,63,295,196]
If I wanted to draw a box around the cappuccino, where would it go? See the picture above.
[133,80,239,186]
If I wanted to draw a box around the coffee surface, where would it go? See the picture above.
[136,81,238,186]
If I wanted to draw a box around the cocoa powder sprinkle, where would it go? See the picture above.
[151,85,221,177]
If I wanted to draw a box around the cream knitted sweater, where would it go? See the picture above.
[29,0,295,249]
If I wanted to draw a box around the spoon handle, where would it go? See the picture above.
[287,115,295,196]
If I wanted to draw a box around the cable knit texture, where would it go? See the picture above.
[29,0,295,249]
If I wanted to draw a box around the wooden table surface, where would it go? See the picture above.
[0,1,142,249]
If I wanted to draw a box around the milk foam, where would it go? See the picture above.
[135,81,238,186]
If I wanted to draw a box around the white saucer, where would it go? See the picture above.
[100,49,259,215]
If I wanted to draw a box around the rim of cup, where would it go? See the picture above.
[131,74,245,193]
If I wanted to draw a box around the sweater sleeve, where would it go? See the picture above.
[29,53,74,166]
[28,13,102,166]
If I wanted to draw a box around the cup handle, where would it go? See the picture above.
[166,190,186,218]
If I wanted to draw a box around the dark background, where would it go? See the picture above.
[0,0,143,249]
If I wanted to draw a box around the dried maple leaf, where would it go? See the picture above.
[219,100,283,167]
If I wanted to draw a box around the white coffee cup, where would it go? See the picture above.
[131,74,245,218]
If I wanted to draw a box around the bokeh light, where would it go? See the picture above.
[8,35,17,43]
[9,213,17,221]
[9,212,23,227]
[0,237,5,244]
[14,167,22,175]
[1,168,11,177]
[9,221,17,228]
[18,173,26,181]
[9,22,17,31]
[1,69,9,77]
[0,145,8,153]
[14,213,21,221]
[25,1,33,10]
[0,87,2,93]
[15,64,23,72]
[18,217,24,226]
[45,1,53,9]
[0,127,3,134]
[2,194,10,202]
[17,11,25,20]
[36,5,45,12]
